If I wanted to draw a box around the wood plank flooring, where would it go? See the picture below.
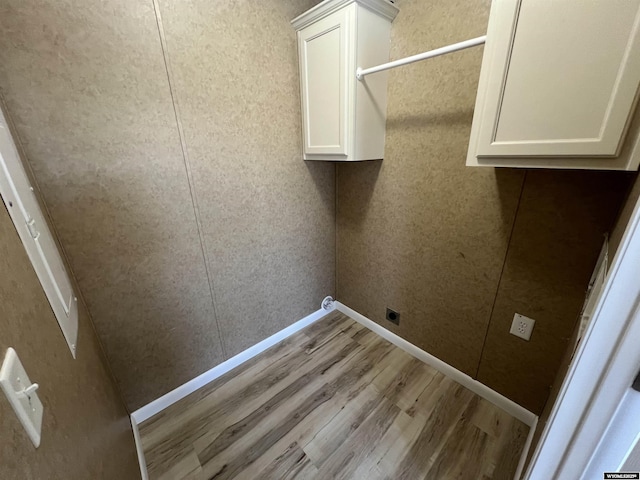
[140,311,529,480]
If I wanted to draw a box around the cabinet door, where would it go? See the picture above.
[473,0,640,160]
[298,7,350,158]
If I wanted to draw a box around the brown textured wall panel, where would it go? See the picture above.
[523,170,640,468]
[155,0,335,357]
[0,0,334,411]
[337,0,522,377]
[1,0,628,419]
[0,0,224,410]
[0,203,139,479]
[477,171,629,413]
[336,0,630,414]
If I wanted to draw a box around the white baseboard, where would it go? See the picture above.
[130,416,149,480]
[129,299,538,479]
[131,306,332,424]
[334,301,538,428]
[515,416,538,480]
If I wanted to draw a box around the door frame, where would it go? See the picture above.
[525,192,640,478]
[0,106,78,357]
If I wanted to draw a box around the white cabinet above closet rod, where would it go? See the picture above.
[294,0,640,170]
[292,0,399,161]
[467,0,640,170]
[292,0,487,162]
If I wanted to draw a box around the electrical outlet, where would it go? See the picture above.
[386,308,400,325]
[510,313,535,341]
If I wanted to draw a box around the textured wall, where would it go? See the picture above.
[476,171,629,411]
[155,0,334,357]
[1,0,628,418]
[523,170,640,469]
[338,0,518,393]
[336,0,630,414]
[0,0,333,411]
[0,203,139,479]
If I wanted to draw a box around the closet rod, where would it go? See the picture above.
[356,35,486,80]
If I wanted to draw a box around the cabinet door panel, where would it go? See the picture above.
[476,0,640,158]
[298,8,349,157]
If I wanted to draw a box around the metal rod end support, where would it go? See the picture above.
[321,296,335,310]
[356,67,363,81]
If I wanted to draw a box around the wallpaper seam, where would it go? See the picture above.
[151,0,228,359]
[0,93,132,412]
[474,170,528,379]
[334,163,338,299]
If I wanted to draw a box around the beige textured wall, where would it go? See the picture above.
[1,0,629,419]
[0,0,333,411]
[155,0,333,357]
[336,0,631,414]
[0,203,139,479]
[524,171,639,470]
[476,170,628,411]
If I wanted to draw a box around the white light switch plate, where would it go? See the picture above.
[0,348,43,447]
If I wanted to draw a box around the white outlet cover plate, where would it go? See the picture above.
[0,348,43,447]
[510,313,535,341]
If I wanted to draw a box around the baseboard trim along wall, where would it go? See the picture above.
[131,306,331,424]
[130,416,149,480]
[130,299,538,479]
[334,301,538,427]
[335,301,538,480]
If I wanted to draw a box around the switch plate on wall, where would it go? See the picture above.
[510,313,535,341]
[0,348,43,447]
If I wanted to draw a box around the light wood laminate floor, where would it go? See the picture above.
[140,311,529,479]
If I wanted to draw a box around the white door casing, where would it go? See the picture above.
[0,109,78,358]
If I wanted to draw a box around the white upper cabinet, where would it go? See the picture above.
[468,0,640,170]
[298,6,350,157]
[292,0,399,161]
